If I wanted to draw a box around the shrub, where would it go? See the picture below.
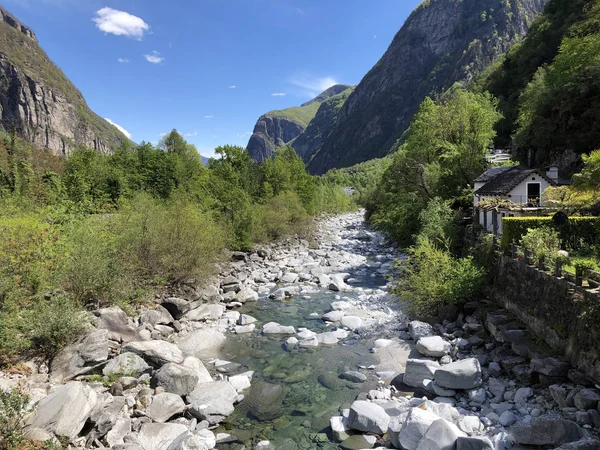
[417,198,458,251]
[520,227,560,265]
[0,387,31,450]
[393,238,485,317]
[253,191,311,242]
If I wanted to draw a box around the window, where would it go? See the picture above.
[527,183,541,205]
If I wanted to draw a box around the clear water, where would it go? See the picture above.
[215,223,398,450]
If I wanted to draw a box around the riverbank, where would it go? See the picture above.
[2,211,599,450]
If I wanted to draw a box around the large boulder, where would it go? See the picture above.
[403,359,440,388]
[245,381,285,421]
[397,407,439,450]
[153,363,199,395]
[78,329,110,363]
[103,353,151,377]
[95,306,140,342]
[435,358,482,390]
[184,304,225,322]
[574,389,600,411]
[146,393,186,423]
[122,340,184,366]
[416,418,466,450]
[409,321,434,341]
[417,336,451,357]
[511,419,587,447]
[456,436,494,450]
[187,381,238,424]
[182,356,213,383]
[176,329,226,359]
[347,400,390,435]
[135,423,189,450]
[166,432,210,450]
[30,382,98,439]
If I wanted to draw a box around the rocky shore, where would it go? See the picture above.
[1,212,599,450]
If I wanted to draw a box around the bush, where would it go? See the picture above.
[520,227,561,265]
[417,198,458,251]
[393,238,485,318]
[501,216,600,252]
[253,191,311,242]
[0,387,31,450]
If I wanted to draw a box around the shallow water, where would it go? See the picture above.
[215,218,399,450]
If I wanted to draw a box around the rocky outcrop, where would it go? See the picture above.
[0,6,130,156]
[246,84,352,162]
[306,0,548,174]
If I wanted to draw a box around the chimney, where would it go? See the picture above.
[546,166,559,183]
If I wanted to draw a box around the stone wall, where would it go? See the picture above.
[490,255,600,382]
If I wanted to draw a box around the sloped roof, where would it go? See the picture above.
[474,166,516,183]
[474,166,557,196]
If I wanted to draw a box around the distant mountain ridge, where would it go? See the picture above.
[246,84,352,162]
[0,6,130,156]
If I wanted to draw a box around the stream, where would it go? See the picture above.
[214,212,404,450]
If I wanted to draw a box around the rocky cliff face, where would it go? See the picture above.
[306,0,548,174]
[246,84,352,162]
[0,6,129,156]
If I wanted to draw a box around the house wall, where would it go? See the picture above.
[505,174,553,205]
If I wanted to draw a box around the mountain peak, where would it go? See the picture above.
[301,84,353,107]
[0,6,37,42]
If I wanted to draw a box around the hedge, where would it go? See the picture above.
[501,216,600,251]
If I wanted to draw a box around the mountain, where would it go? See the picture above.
[246,84,352,162]
[305,0,548,174]
[0,6,130,156]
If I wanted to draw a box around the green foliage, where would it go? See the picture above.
[253,191,311,242]
[501,216,600,252]
[520,227,561,264]
[573,150,600,193]
[367,88,501,247]
[393,238,485,318]
[266,102,321,128]
[0,387,31,450]
[417,198,459,251]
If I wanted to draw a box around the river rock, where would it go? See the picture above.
[341,316,362,331]
[229,374,251,392]
[103,352,151,377]
[330,416,353,441]
[404,359,440,388]
[105,419,131,447]
[166,432,210,450]
[146,393,186,423]
[263,322,295,334]
[140,307,174,326]
[417,418,466,450]
[245,381,285,421]
[153,362,199,395]
[79,329,110,363]
[329,273,350,292]
[574,389,600,411]
[181,356,213,384]
[318,372,345,390]
[511,419,586,446]
[341,371,367,383]
[187,381,238,424]
[185,304,225,321]
[514,387,534,405]
[347,400,390,435]
[322,310,345,322]
[435,358,482,390]
[235,324,255,334]
[331,301,352,311]
[340,434,377,449]
[135,423,189,450]
[396,407,439,450]
[409,321,435,341]
[161,297,190,320]
[176,329,226,359]
[30,381,98,439]
[123,340,184,366]
[237,288,259,303]
[316,332,339,345]
[417,336,452,357]
[95,306,140,342]
[456,436,494,450]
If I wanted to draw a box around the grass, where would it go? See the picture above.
[266,102,321,128]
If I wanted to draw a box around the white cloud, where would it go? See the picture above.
[118,57,129,63]
[93,8,150,40]
[204,115,214,119]
[184,131,198,137]
[289,74,338,98]
[271,92,286,97]
[229,85,237,89]
[144,51,164,64]
[104,118,132,139]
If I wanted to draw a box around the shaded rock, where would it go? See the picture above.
[187,381,237,425]
[340,434,376,449]
[140,307,174,326]
[435,358,482,390]
[79,329,110,363]
[409,321,434,341]
[30,381,97,439]
[511,419,587,446]
[574,389,600,411]
[245,381,285,421]
[403,359,440,388]
[123,340,184,366]
[330,416,353,442]
[531,357,570,377]
[147,393,186,423]
[456,436,494,450]
[153,363,199,396]
[318,372,345,390]
[161,297,190,320]
[185,304,225,322]
[341,371,367,383]
[347,400,390,435]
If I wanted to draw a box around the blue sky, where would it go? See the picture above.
[5,0,422,157]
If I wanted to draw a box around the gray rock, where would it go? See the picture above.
[176,329,226,359]
[468,388,487,404]
[187,381,238,424]
[123,340,184,366]
[552,440,600,449]
[330,416,353,442]
[103,353,151,377]
[280,272,299,284]
[487,377,507,398]
[153,363,199,395]
[262,322,295,334]
[511,419,587,446]
[432,382,456,397]
[95,306,140,342]
[166,432,210,450]
[398,407,439,450]
[531,357,570,377]
[340,435,376,449]
[245,381,285,421]
[416,336,452,357]
[146,393,186,423]
[135,423,189,450]
[488,362,502,377]
[417,418,466,450]
[514,387,534,405]
[435,358,482,390]
[550,385,570,408]
[106,419,131,447]
[140,306,174,326]
[404,359,440,388]
[322,310,345,322]
[409,320,435,341]
[30,381,97,439]
[347,400,390,435]
[78,329,110,363]
[161,297,190,320]
[182,356,213,383]
[456,436,494,450]
[340,371,367,383]
[329,273,350,292]
[574,389,600,411]
[499,411,516,426]
[341,316,362,331]
[316,332,339,345]
[185,304,225,321]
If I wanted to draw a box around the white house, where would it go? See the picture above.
[474,166,560,235]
